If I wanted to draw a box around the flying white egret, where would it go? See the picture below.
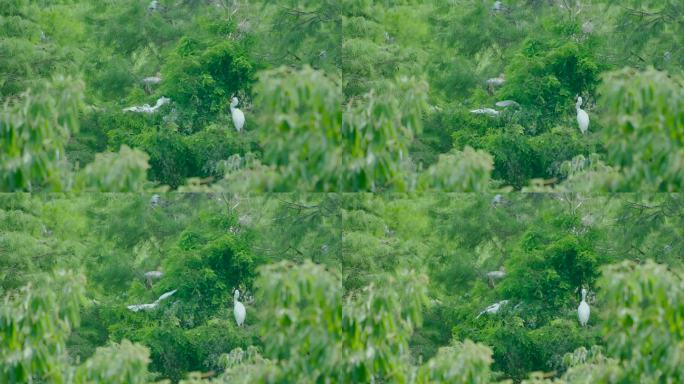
[578,288,590,326]
[123,97,170,114]
[230,97,245,132]
[156,289,177,303]
[234,289,246,326]
[477,300,509,318]
[576,96,589,134]
[470,108,500,116]
[127,289,177,312]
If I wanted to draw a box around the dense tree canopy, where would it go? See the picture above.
[2,1,684,383]
[3,194,684,382]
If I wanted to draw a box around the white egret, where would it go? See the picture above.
[492,194,504,206]
[470,108,500,116]
[230,97,245,132]
[578,288,590,326]
[487,267,506,287]
[127,303,157,312]
[148,0,159,13]
[150,194,160,207]
[495,100,519,108]
[127,289,177,312]
[156,289,177,303]
[486,74,505,94]
[477,300,509,318]
[234,289,246,327]
[143,270,163,289]
[142,73,162,94]
[575,96,589,134]
[123,97,170,114]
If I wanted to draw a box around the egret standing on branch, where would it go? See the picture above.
[576,96,589,134]
[578,288,590,326]
[230,97,245,133]
[234,289,246,326]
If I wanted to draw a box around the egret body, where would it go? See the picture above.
[230,97,245,132]
[576,97,589,134]
[578,288,590,326]
[234,289,246,326]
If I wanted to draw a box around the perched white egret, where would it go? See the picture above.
[578,288,590,326]
[486,74,505,94]
[230,97,245,132]
[477,300,509,318]
[143,270,163,289]
[123,96,170,114]
[487,268,506,280]
[487,267,506,288]
[142,73,162,94]
[148,0,159,13]
[470,108,500,116]
[234,289,246,327]
[576,96,589,134]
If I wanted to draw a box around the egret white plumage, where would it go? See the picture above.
[143,270,163,289]
[230,97,245,132]
[127,289,177,312]
[123,97,170,114]
[576,96,589,134]
[234,289,246,326]
[486,74,505,94]
[487,267,506,288]
[495,100,519,108]
[477,300,509,318]
[470,108,500,116]
[578,288,590,326]
[142,73,161,94]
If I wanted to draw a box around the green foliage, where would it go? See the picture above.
[162,36,255,126]
[1,270,85,382]
[419,146,494,192]
[74,145,150,192]
[600,67,684,191]
[417,339,495,384]
[600,260,684,381]
[0,76,83,191]
[74,340,151,384]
